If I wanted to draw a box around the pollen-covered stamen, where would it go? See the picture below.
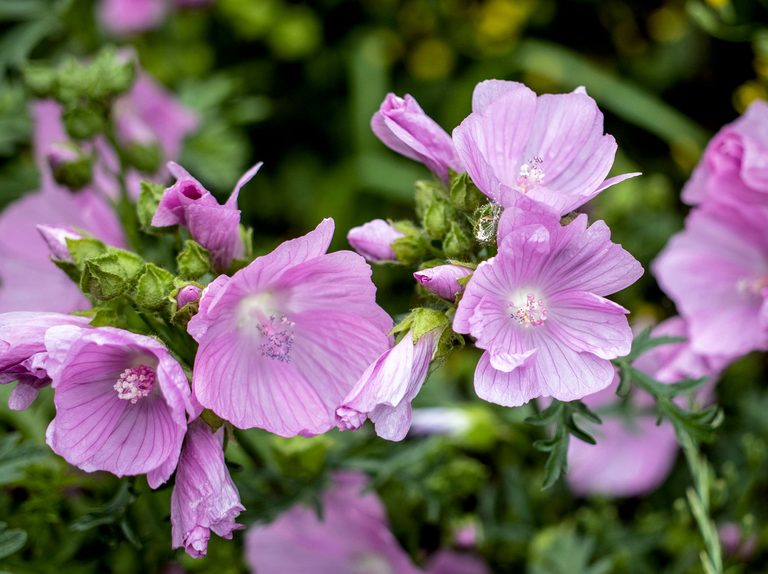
[258,314,295,362]
[737,275,768,296]
[516,156,545,193]
[114,365,155,403]
[511,293,548,327]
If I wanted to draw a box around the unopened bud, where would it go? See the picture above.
[414,263,473,301]
[443,223,473,259]
[47,143,93,190]
[176,284,202,308]
[37,225,83,261]
[347,219,404,262]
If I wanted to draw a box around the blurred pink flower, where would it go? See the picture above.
[683,100,768,206]
[245,471,421,574]
[566,317,724,497]
[653,202,768,359]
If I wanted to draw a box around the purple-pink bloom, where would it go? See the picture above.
[336,328,440,441]
[683,100,768,206]
[372,93,461,183]
[452,80,638,215]
[187,218,392,437]
[44,325,192,488]
[245,471,420,574]
[0,189,124,313]
[453,202,642,406]
[653,202,768,359]
[567,317,723,497]
[718,522,757,559]
[171,419,244,559]
[152,162,261,271]
[0,312,89,410]
[99,0,167,35]
[347,219,404,263]
[414,264,473,301]
[425,551,490,574]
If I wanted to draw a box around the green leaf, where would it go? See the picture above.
[0,523,26,560]
[0,433,47,486]
[71,481,136,533]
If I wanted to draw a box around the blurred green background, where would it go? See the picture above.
[1,1,768,573]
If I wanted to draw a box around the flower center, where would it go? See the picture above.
[516,156,545,193]
[258,314,295,362]
[737,275,768,296]
[510,292,548,327]
[114,365,155,403]
[238,293,296,362]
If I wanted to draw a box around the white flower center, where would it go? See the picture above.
[516,156,545,193]
[737,275,768,297]
[238,293,296,362]
[114,365,155,403]
[510,292,548,327]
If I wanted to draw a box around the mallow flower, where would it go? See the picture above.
[347,219,404,263]
[44,325,192,488]
[653,202,768,359]
[566,317,723,497]
[683,100,768,206]
[336,328,441,441]
[414,264,473,301]
[453,201,643,406]
[152,162,261,271]
[245,471,421,574]
[171,419,244,559]
[372,93,462,183]
[452,80,638,215]
[187,218,392,437]
[0,312,89,411]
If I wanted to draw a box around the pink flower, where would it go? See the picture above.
[347,219,404,262]
[187,218,392,436]
[0,189,124,313]
[718,522,757,559]
[336,329,440,441]
[176,285,202,308]
[99,0,167,35]
[452,81,638,215]
[372,93,461,183]
[152,162,261,271]
[567,317,724,497]
[44,325,192,487]
[425,551,490,574]
[245,471,420,574]
[171,419,244,558]
[414,264,473,301]
[453,202,642,406]
[653,202,768,359]
[0,312,89,410]
[683,100,768,206]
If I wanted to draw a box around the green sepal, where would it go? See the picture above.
[80,251,144,301]
[137,181,167,233]
[51,151,93,191]
[201,409,225,433]
[66,237,108,267]
[443,222,473,259]
[121,141,163,174]
[62,106,106,141]
[414,179,447,219]
[134,263,174,312]
[449,172,486,212]
[177,240,212,280]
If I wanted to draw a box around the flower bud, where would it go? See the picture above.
[443,222,473,259]
[177,240,212,280]
[62,106,106,140]
[414,263,473,301]
[47,143,93,190]
[176,284,202,308]
[134,262,174,311]
[347,219,404,262]
[37,225,83,261]
[450,172,486,212]
[80,250,144,301]
[422,198,456,240]
[116,111,163,173]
